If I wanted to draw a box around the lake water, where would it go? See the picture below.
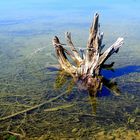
[0,0,140,139]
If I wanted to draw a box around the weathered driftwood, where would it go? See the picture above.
[52,13,124,91]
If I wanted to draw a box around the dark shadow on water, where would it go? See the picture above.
[101,65,140,79]
[47,66,60,72]
[99,65,140,97]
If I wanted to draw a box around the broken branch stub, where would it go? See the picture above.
[52,13,124,84]
[65,32,83,66]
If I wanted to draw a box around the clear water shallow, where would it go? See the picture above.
[0,0,140,139]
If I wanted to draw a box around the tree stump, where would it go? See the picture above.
[52,13,124,95]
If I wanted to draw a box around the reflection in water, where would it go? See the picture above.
[51,64,140,114]
[53,63,121,114]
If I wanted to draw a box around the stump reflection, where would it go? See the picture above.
[54,65,121,114]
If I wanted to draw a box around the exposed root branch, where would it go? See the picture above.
[44,103,75,112]
[0,91,67,122]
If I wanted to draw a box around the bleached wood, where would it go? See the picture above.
[83,13,100,75]
[98,37,124,66]
[65,32,83,66]
[52,36,77,76]
[52,13,124,83]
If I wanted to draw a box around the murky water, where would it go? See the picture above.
[0,0,140,139]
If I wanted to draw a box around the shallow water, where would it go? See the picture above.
[0,0,140,139]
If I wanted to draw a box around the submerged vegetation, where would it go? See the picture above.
[0,44,140,139]
[0,6,140,140]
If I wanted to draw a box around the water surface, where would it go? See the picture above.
[0,0,140,139]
